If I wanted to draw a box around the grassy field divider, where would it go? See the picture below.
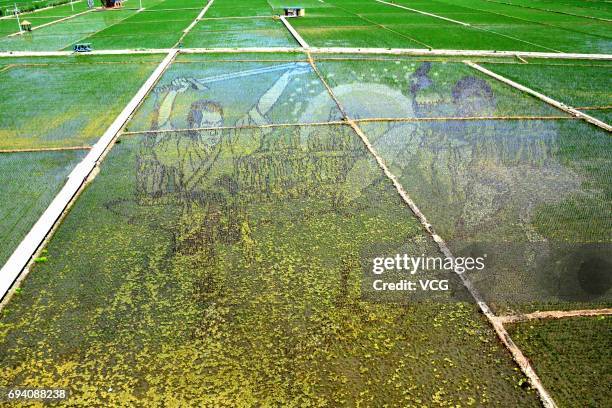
[499,308,612,324]
[465,61,612,132]
[0,145,91,153]
[0,63,15,72]
[279,15,309,48]
[515,54,528,64]
[174,0,214,47]
[119,115,575,138]
[2,47,612,59]
[303,47,612,60]
[0,49,178,307]
[122,120,345,136]
[575,105,612,111]
[308,51,559,408]
[6,7,92,37]
[354,115,574,122]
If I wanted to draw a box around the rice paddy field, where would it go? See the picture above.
[0,0,610,406]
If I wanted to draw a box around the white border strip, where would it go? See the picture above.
[280,16,309,48]
[177,47,612,60]
[466,61,612,131]
[0,49,178,303]
[0,47,611,59]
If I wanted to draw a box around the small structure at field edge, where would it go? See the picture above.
[19,20,32,32]
[284,7,305,17]
[74,43,93,52]
[102,0,123,8]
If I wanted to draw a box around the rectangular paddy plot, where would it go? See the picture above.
[507,316,611,407]
[204,0,274,18]
[312,58,565,119]
[0,0,81,14]
[0,0,609,53]
[359,118,612,313]
[481,61,612,124]
[384,0,611,53]
[0,149,85,268]
[127,55,344,132]
[0,55,162,149]
[0,9,136,51]
[286,0,607,52]
[181,17,298,48]
[0,125,539,406]
[0,0,194,51]
[0,1,90,37]
[73,8,201,50]
[144,0,206,10]
[476,0,612,21]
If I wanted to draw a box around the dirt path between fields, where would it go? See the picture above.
[498,308,612,324]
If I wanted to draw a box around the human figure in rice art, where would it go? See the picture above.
[365,61,581,242]
[369,61,587,303]
[133,63,365,259]
[301,60,588,303]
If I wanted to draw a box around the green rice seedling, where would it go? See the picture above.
[0,126,539,406]
[0,150,85,267]
[508,316,612,406]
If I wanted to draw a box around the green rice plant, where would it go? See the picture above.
[0,0,77,15]
[475,24,610,54]
[315,59,563,119]
[174,51,308,62]
[582,108,612,125]
[295,25,426,48]
[0,9,137,51]
[128,58,343,132]
[492,0,612,20]
[69,8,200,49]
[0,5,93,37]
[73,20,190,49]
[359,118,611,313]
[145,0,207,10]
[0,149,85,267]
[507,316,612,407]
[182,23,298,48]
[0,55,161,149]
[204,5,274,18]
[481,62,612,110]
[0,126,539,406]
[124,9,199,22]
[326,0,611,53]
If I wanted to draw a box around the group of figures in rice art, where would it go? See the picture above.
[111,61,608,306]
